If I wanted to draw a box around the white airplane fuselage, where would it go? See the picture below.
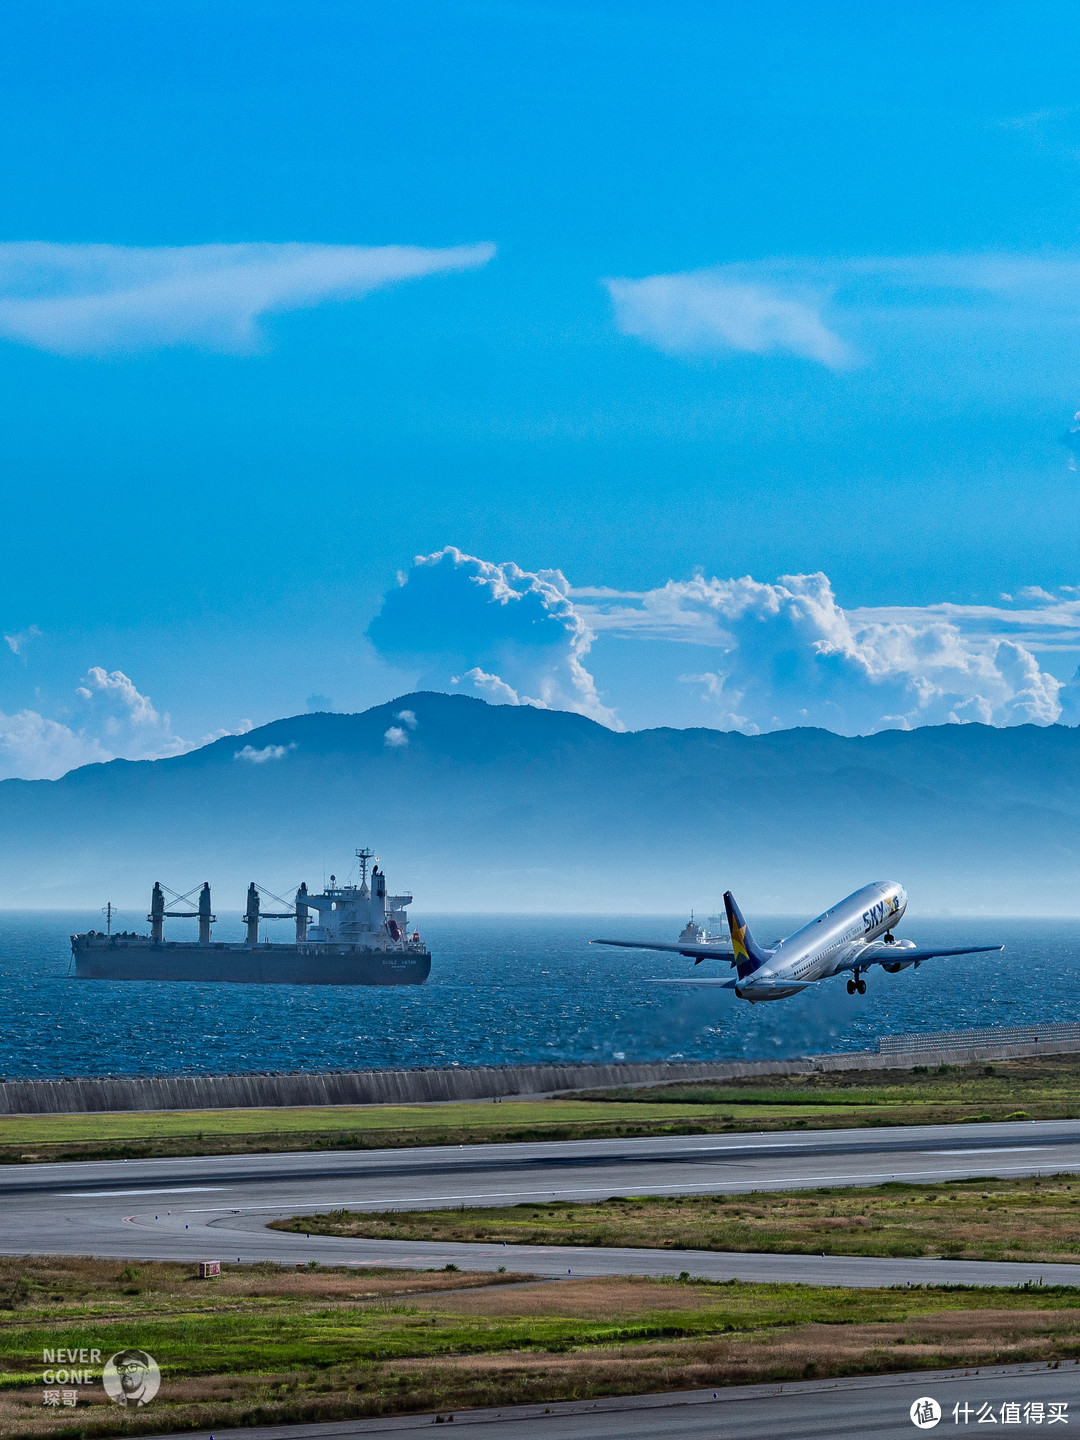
[735,880,907,1001]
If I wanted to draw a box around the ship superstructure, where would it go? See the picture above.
[72,849,431,986]
[677,910,728,946]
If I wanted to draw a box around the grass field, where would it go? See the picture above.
[1,1257,1079,1437]
[283,1175,1080,1265]
[3,1054,1080,1164]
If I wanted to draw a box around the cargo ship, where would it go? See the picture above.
[71,849,431,986]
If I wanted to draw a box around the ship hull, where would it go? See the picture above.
[72,939,431,986]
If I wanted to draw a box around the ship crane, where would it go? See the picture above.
[244,881,311,945]
[150,881,216,944]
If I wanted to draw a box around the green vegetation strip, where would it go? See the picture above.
[284,1175,1080,1265]
[2,1055,1080,1163]
[1,1256,1080,1437]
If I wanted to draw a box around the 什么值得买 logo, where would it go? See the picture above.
[910,1396,941,1429]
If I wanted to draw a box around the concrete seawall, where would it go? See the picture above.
[0,1023,1077,1114]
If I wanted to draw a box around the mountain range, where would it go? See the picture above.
[1,691,1078,913]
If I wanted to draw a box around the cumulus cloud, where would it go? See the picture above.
[0,241,496,355]
[367,549,1080,735]
[0,709,112,781]
[395,709,418,730]
[0,667,192,780]
[605,272,853,367]
[383,726,409,748]
[367,547,618,725]
[577,572,1068,734]
[452,667,522,704]
[234,742,296,763]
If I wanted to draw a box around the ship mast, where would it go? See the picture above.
[355,847,375,890]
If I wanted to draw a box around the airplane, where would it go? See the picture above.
[591,881,1003,1003]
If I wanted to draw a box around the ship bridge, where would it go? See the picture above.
[303,850,414,948]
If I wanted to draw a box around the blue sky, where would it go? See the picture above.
[4,1,1080,773]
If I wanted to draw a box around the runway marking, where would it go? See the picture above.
[151,1161,1080,1216]
[59,1187,225,1197]
[928,1147,1052,1156]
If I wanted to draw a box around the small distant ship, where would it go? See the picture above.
[677,910,728,946]
[71,849,431,986]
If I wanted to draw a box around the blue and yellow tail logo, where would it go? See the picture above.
[724,891,770,977]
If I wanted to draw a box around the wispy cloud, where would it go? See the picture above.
[0,241,496,355]
[605,252,1080,370]
[3,625,41,658]
[605,272,853,368]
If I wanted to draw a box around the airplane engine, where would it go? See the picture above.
[881,959,916,973]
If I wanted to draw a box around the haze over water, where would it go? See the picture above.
[0,912,1070,1079]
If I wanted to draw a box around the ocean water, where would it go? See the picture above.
[0,910,1075,1079]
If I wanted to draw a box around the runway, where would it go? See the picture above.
[4,1117,1080,1285]
[138,1361,1080,1438]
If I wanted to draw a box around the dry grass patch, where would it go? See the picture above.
[284,1175,1080,1264]
[1,1260,1080,1438]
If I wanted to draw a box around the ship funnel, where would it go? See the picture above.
[244,882,260,946]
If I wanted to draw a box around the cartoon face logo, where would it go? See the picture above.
[102,1350,160,1407]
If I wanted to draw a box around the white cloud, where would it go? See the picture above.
[576,572,1068,734]
[368,547,619,726]
[368,549,1080,735]
[452,667,521,704]
[0,709,112,781]
[605,252,1080,371]
[0,667,194,780]
[76,666,171,733]
[0,241,496,355]
[3,625,41,657]
[383,726,409,748]
[395,709,419,730]
[234,742,295,763]
[605,272,853,367]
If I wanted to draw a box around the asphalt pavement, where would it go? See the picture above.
[2,1118,1080,1285]
[136,1361,1080,1438]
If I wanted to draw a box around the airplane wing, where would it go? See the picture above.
[591,938,736,964]
[851,942,1004,969]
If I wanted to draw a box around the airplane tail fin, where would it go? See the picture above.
[724,891,771,977]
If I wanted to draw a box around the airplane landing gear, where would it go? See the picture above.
[847,969,867,995]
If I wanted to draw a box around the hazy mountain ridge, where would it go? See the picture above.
[1,692,1079,911]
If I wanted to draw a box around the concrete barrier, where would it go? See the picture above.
[0,1023,1075,1113]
